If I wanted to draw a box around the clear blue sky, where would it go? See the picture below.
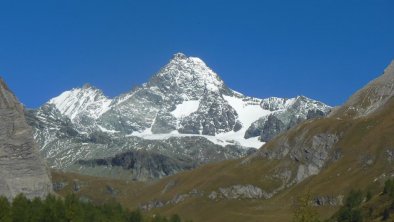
[1,0,393,108]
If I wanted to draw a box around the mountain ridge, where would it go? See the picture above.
[43,53,331,144]
[330,60,394,118]
[27,53,331,181]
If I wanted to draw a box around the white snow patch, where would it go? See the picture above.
[98,125,120,134]
[215,95,273,148]
[127,131,265,149]
[215,130,265,148]
[171,100,200,118]
[223,95,270,128]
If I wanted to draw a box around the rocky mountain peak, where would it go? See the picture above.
[172,52,188,60]
[150,53,225,94]
[82,83,93,89]
[48,84,111,121]
[260,97,292,111]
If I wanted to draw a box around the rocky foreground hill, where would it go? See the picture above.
[0,78,52,199]
[52,60,394,222]
[27,53,330,181]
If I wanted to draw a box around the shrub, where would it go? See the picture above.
[337,190,364,222]
[345,190,363,209]
[382,208,390,221]
[383,179,394,197]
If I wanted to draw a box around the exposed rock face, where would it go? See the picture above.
[151,113,177,134]
[211,184,268,200]
[245,96,331,142]
[245,114,286,142]
[140,188,204,211]
[292,134,339,167]
[76,150,196,181]
[140,200,166,211]
[386,149,394,162]
[313,195,344,207]
[254,131,339,185]
[140,184,267,211]
[0,78,52,199]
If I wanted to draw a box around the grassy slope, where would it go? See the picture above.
[52,98,394,222]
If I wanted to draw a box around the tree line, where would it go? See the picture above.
[0,193,188,222]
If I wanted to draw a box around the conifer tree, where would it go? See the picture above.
[0,196,11,222]
[11,194,31,222]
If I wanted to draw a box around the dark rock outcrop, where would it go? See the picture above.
[76,150,196,181]
[313,195,344,207]
[255,132,339,184]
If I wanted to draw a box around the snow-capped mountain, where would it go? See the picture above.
[49,84,111,121]
[27,53,331,180]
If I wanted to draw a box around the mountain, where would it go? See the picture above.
[64,59,392,222]
[27,53,330,181]
[330,60,394,118]
[0,78,52,200]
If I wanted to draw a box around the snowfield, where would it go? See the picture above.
[171,100,200,118]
